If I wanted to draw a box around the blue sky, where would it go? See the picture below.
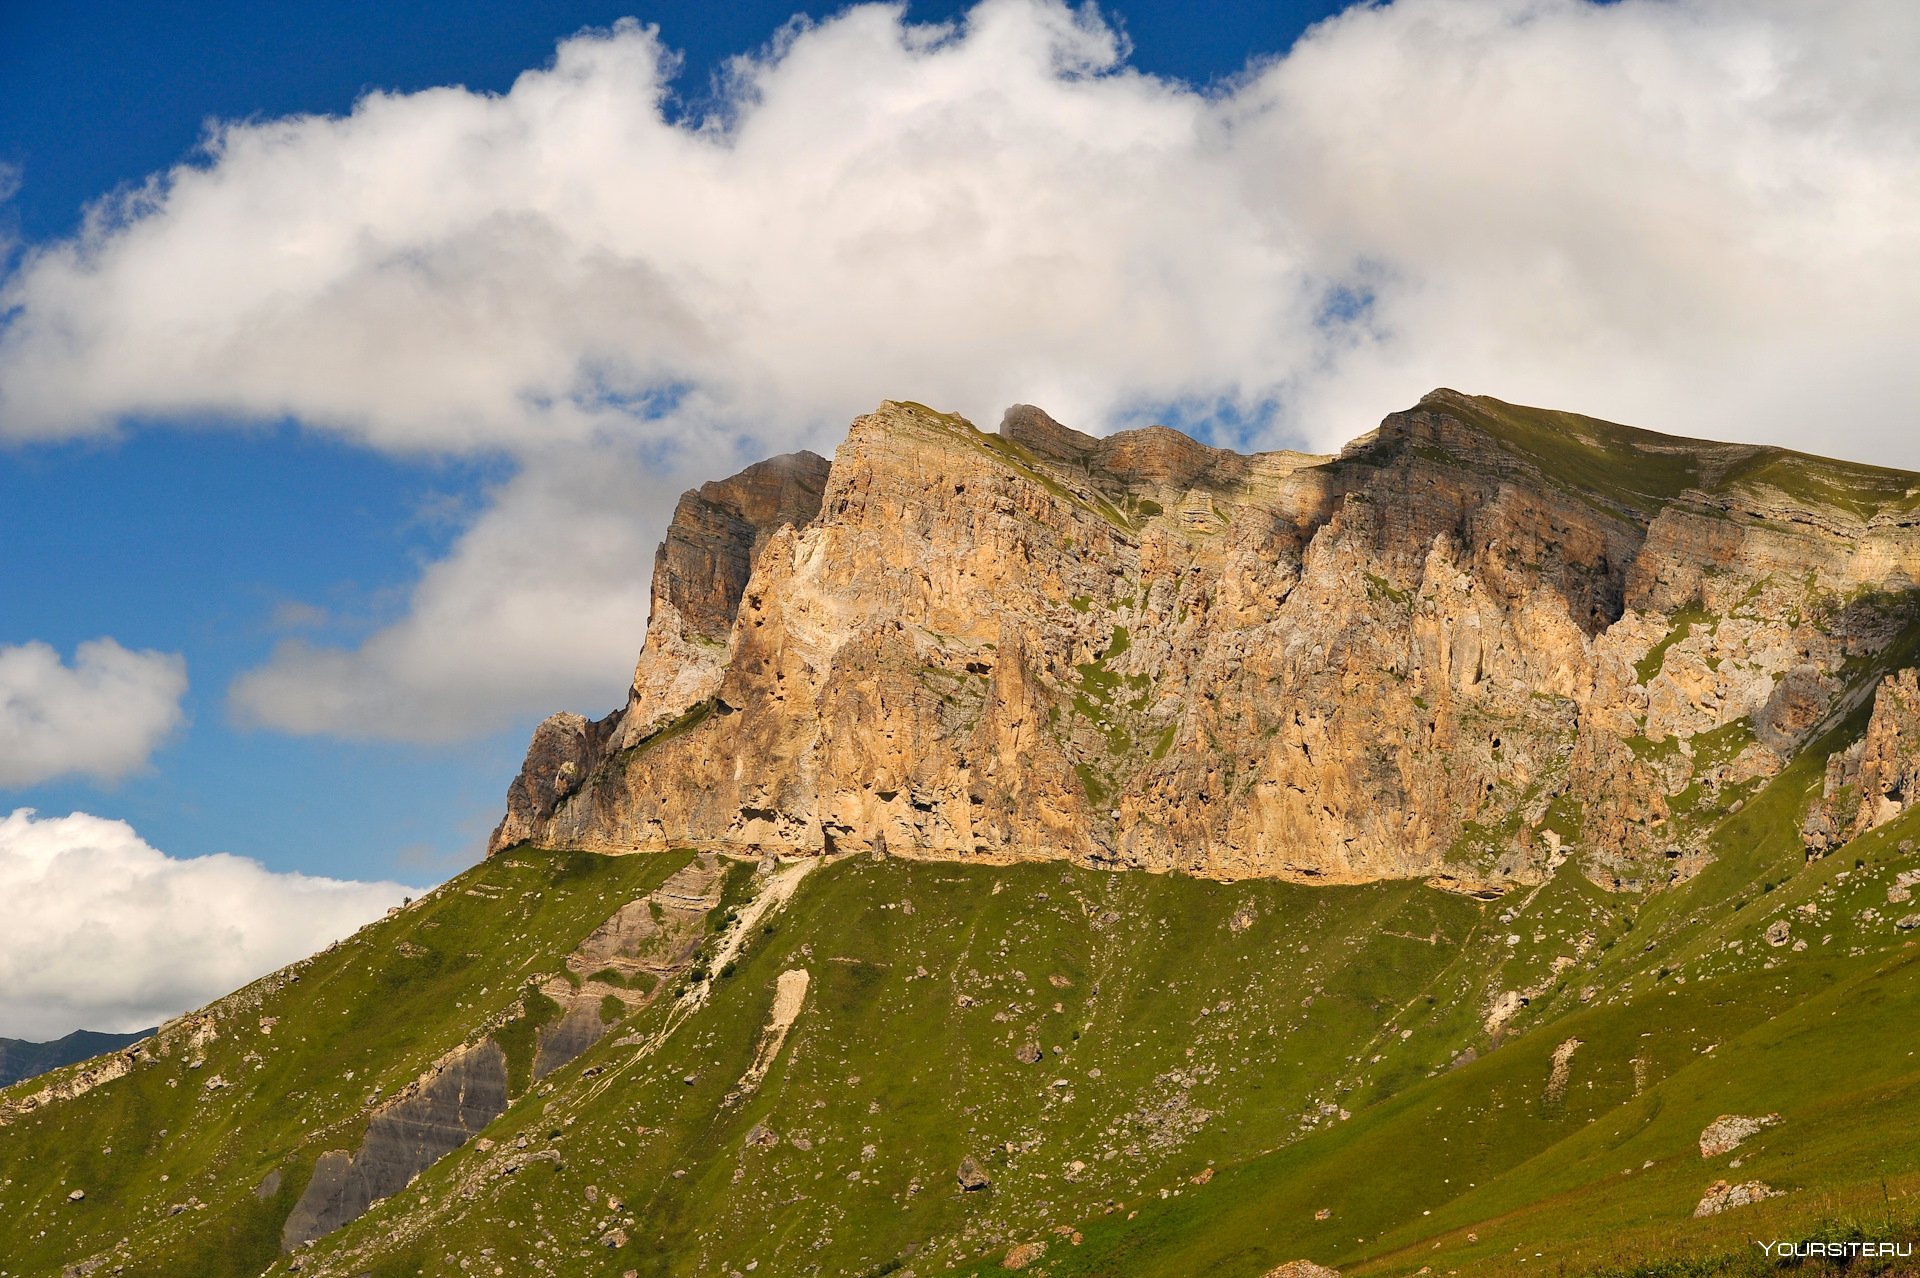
[0,0,1348,245]
[2,0,1915,1036]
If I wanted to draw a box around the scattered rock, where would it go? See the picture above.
[1699,1113,1779,1157]
[744,1123,779,1148]
[1484,989,1527,1033]
[1015,1041,1043,1065]
[957,1155,991,1191]
[66,1188,85,1202]
[1764,919,1790,947]
[1694,1179,1782,1217]
[1002,1241,1046,1270]
[1264,1262,1341,1278]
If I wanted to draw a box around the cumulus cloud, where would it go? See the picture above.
[0,639,188,787]
[3,0,1917,736]
[0,808,411,1038]
[229,449,686,741]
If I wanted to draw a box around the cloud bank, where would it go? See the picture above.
[3,0,1916,738]
[0,808,412,1039]
[0,640,188,787]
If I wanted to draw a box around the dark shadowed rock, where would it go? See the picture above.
[533,1002,607,1081]
[281,1039,508,1250]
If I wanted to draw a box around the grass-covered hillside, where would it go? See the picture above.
[9,706,1920,1277]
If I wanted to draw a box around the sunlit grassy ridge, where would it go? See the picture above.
[1416,392,1920,523]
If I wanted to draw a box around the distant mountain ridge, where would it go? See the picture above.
[0,1027,152,1089]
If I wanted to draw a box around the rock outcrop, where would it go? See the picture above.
[491,452,829,851]
[1804,667,1920,856]
[530,854,725,1079]
[493,391,1920,891]
[1699,1113,1779,1158]
[282,1039,509,1250]
[1264,1262,1342,1278]
[1693,1178,1782,1217]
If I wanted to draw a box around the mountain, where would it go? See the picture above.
[8,391,1920,1278]
[495,390,1920,892]
[0,1029,153,1089]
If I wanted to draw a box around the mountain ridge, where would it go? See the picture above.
[11,390,1920,1278]
[492,390,1920,896]
[0,1028,154,1090]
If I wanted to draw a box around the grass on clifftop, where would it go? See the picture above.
[1416,393,1707,515]
[1420,392,1920,523]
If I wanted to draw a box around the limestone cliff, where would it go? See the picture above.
[492,451,829,850]
[1804,667,1920,856]
[493,391,1920,891]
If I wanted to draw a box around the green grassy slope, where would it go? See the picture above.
[943,754,1920,1277]
[0,847,693,1278]
[275,860,1503,1278]
[10,673,1920,1277]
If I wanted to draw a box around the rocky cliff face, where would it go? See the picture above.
[493,391,1920,891]
[1805,667,1920,856]
[492,451,829,850]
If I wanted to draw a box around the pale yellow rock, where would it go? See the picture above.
[490,391,1920,892]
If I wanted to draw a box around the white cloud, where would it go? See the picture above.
[228,449,685,741]
[3,0,1917,737]
[0,639,188,787]
[0,808,410,1038]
